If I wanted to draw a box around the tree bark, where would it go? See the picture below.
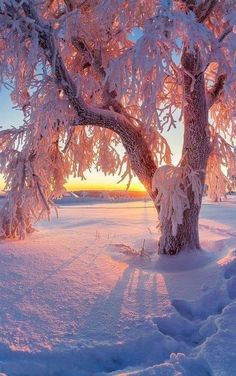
[158,48,211,254]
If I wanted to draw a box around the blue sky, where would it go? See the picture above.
[0,87,23,129]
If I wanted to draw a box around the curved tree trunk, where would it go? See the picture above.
[158,49,211,254]
[119,129,157,197]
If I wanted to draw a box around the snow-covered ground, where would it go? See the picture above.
[0,199,236,375]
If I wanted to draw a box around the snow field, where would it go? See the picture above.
[0,200,235,375]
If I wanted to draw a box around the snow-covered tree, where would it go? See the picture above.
[0,0,235,254]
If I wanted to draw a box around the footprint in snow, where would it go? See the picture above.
[153,294,223,349]
[171,286,228,323]
[171,299,194,321]
[151,258,236,361]
[152,313,203,347]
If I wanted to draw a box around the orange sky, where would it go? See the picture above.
[0,165,146,191]
[0,174,145,192]
[65,173,145,192]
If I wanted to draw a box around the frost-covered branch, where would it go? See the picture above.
[206,127,236,201]
[71,37,105,79]
[182,0,217,23]
[207,74,226,109]
[218,26,233,44]
[195,0,217,23]
[64,0,74,12]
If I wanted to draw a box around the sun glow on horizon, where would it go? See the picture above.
[0,173,146,193]
[65,174,146,192]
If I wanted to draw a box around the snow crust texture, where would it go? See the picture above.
[0,200,235,375]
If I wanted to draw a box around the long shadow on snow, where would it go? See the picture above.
[0,265,181,375]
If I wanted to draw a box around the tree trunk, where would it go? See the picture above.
[119,129,157,197]
[158,48,211,254]
[158,203,201,255]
